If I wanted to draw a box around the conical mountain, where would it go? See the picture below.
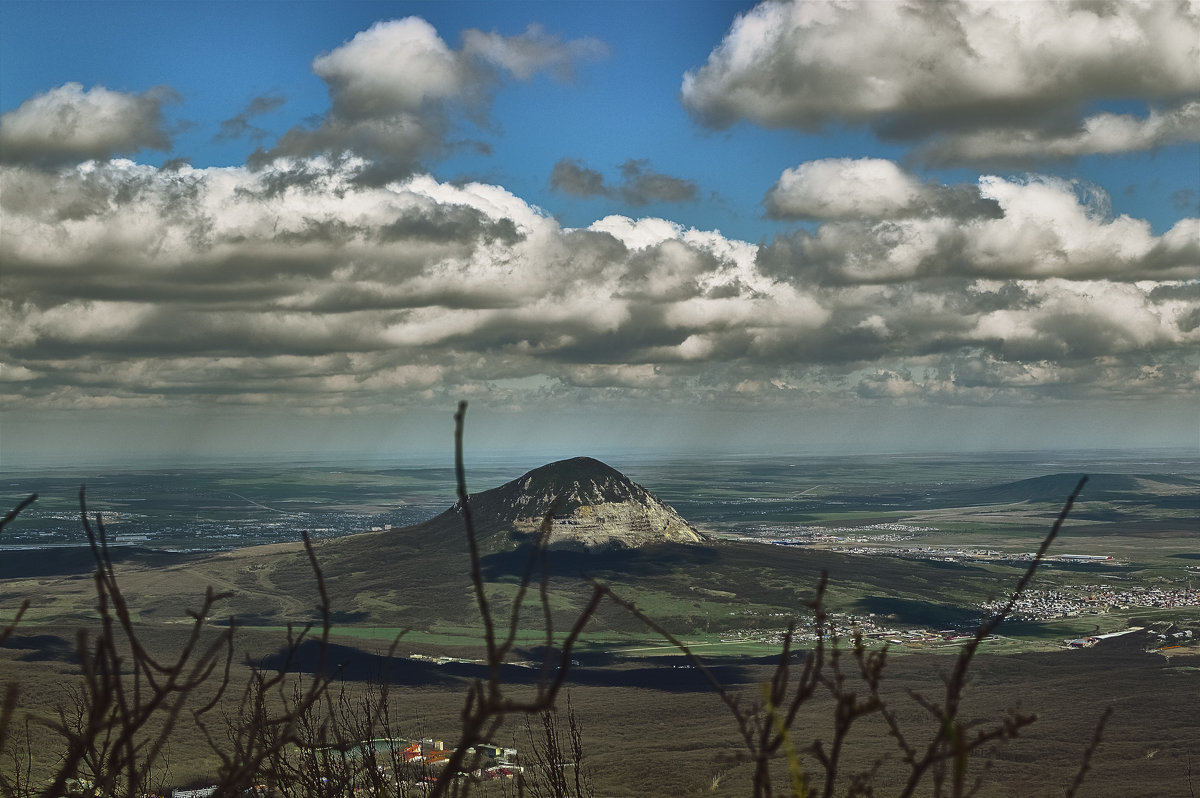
[440,456,703,548]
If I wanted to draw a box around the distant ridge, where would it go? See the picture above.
[946,473,1200,506]
[438,456,703,548]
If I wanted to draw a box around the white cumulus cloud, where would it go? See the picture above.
[313,18,467,119]
[765,158,927,220]
[921,100,1200,165]
[0,83,177,166]
[259,17,608,179]
[761,170,1199,283]
[682,0,1200,160]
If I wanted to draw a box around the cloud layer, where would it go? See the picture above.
[2,156,1195,416]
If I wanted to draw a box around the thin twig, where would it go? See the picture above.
[1063,707,1112,798]
[0,494,37,533]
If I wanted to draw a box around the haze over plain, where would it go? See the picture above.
[1,0,1197,465]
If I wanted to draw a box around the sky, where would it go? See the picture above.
[1,0,1198,467]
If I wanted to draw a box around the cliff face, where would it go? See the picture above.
[450,457,703,548]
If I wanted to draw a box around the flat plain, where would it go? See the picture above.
[2,448,1197,795]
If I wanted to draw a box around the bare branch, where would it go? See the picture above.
[1063,707,1112,798]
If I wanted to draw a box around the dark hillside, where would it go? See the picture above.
[0,546,208,579]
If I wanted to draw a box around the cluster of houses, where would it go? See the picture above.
[982,584,1200,622]
[717,608,984,650]
[716,579,1200,653]
[1152,628,1195,653]
[165,738,522,798]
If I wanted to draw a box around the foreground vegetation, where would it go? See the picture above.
[2,405,1196,796]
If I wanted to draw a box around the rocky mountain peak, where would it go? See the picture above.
[453,457,703,548]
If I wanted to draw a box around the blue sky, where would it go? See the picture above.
[1,1,1198,465]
